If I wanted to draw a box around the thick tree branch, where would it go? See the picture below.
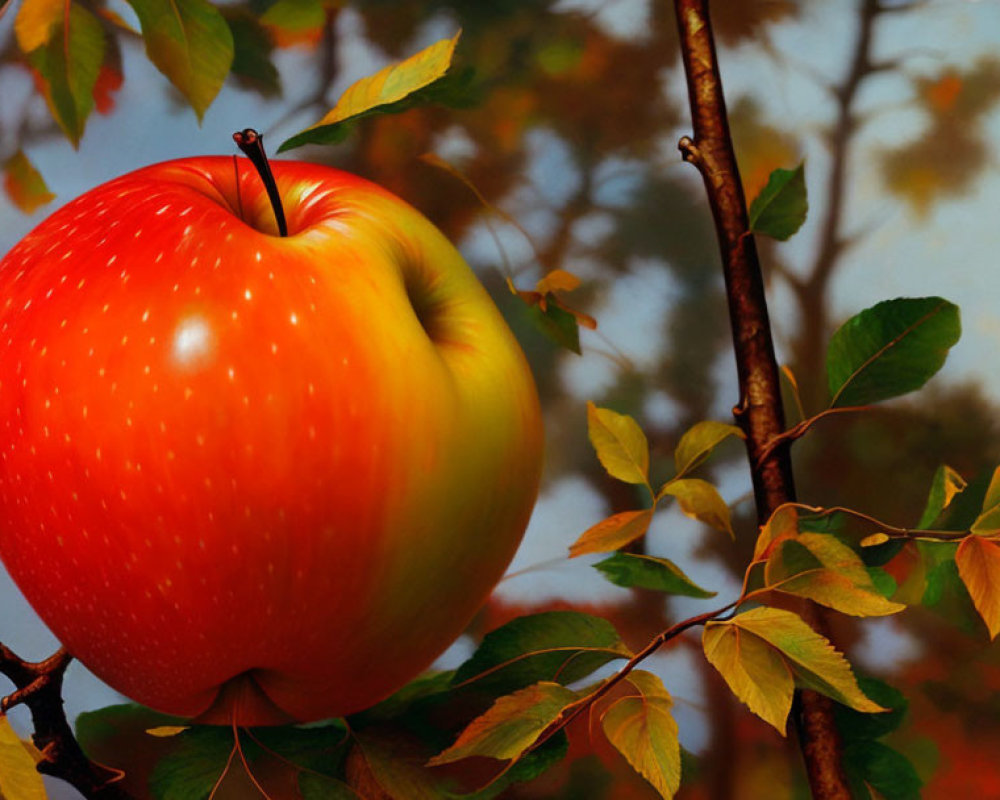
[672,1,851,797]
[1,644,132,799]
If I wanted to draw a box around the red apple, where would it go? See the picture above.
[0,156,543,726]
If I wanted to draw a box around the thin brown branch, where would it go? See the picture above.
[0,644,132,799]
[672,0,851,796]
[754,405,873,468]
[778,501,972,542]
[528,601,738,754]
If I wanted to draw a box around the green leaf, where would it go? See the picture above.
[149,727,236,800]
[703,608,884,734]
[834,676,908,741]
[428,682,577,766]
[569,508,654,557]
[452,611,631,694]
[14,0,61,52]
[76,703,189,756]
[223,8,279,97]
[355,670,455,723]
[260,0,324,36]
[279,32,460,152]
[970,465,1000,535]
[247,722,349,775]
[602,671,681,799]
[593,552,716,598]
[917,464,968,528]
[843,740,922,800]
[748,163,808,241]
[29,1,104,146]
[529,302,581,354]
[0,716,46,800]
[764,533,905,617]
[673,420,744,477]
[658,478,733,537]
[587,402,649,485]
[125,0,234,120]
[4,151,55,213]
[826,297,960,408]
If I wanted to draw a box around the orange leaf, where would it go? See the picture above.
[956,535,1000,639]
[4,151,55,213]
[428,682,577,766]
[93,63,123,114]
[569,509,654,558]
[535,269,580,295]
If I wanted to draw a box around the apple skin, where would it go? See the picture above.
[0,157,543,726]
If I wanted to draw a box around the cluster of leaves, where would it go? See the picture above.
[1,0,475,213]
[879,58,1000,217]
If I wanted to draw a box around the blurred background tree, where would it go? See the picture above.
[2,0,1000,797]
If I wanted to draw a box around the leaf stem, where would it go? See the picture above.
[754,405,873,468]
[527,600,738,755]
[233,128,287,237]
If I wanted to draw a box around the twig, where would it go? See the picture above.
[754,405,872,468]
[530,601,738,753]
[777,501,972,542]
[671,1,851,797]
[0,644,132,799]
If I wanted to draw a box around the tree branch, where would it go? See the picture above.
[672,1,851,797]
[0,644,132,799]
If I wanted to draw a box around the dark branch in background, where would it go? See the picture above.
[672,1,851,798]
[792,0,884,406]
[0,644,132,799]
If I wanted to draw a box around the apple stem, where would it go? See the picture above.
[232,129,288,237]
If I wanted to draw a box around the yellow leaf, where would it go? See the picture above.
[971,466,1000,535]
[753,504,799,560]
[587,402,649,485]
[943,465,970,508]
[569,509,654,558]
[14,0,61,52]
[956,535,1000,639]
[624,670,673,702]
[703,620,794,733]
[602,671,680,799]
[765,534,905,617]
[0,716,47,800]
[302,32,459,134]
[860,533,890,547]
[658,478,732,537]
[145,725,189,737]
[428,682,577,766]
[704,608,884,734]
[674,420,744,477]
[738,608,885,712]
[3,151,55,214]
[535,269,581,295]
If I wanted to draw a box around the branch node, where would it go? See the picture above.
[677,135,703,166]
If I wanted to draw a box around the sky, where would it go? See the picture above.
[1,0,999,795]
